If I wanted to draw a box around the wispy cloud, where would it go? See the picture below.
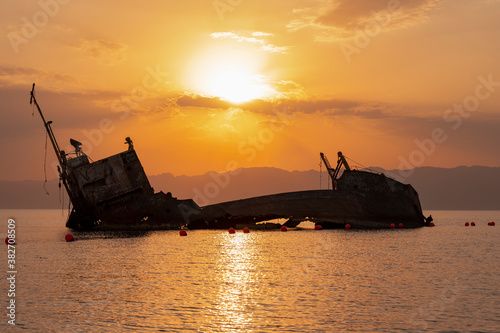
[176,94,232,109]
[288,0,445,41]
[173,91,393,120]
[210,31,288,54]
[0,66,79,88]
[73,38,128,64]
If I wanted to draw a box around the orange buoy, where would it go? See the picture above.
[65,234,74,242]
[5,237,13,245]
[345,224,351,230]
[315,225,322,230]
[465,222,469,226]
[429,222,435,227]
[389,223,395,229]
[488,222,495,226]
[228,227,236,234]
[243,227,250,233]
[471,222,475,226]
[398,223,403,228]
[280,226,287,232]
[179,230,187,236]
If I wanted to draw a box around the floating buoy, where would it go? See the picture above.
[398,223,403,228]
[315,225,322,230]
[65,234,74,242]
[179,230,187,236]
[243,227,250,233]
[488,222,495,226]
[465,222,469,226]
[5,237,13,245]
[471,222,475,226]
[429,222,435,227]
[389,223,395,229]
[228,227,236,234]
[280,226,287,232]
[345,224,351,230]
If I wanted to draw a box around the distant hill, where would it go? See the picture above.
[1,166,499,210]
[376,166,500,210]
[148,167,320,206]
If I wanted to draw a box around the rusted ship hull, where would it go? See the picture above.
[188,170,425,230]
[66,191,198,230]
[63,149,200,230]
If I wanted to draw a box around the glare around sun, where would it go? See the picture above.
[185,46,275,103]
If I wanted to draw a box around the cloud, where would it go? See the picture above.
[210,31,289,54]
[273,80,306,99]
[288,0,445,41]
[176,94,232,109]
[73,39,128,64]
[0,66,79,88]
[272,99,391,119]
[172,91,393,120]
[251,31,272,37]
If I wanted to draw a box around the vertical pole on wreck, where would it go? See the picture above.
[30,84,64,166]
[29,83,77,206]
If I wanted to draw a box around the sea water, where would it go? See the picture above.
[1,209,499,332]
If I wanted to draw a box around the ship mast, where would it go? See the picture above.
[29,83,77,205]
[30,84,64,166]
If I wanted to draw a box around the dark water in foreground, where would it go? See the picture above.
[1,210,499,332]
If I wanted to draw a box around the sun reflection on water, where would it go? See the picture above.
[212,233,261,331]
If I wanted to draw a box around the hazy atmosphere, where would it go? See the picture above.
[2,0,500,181]
[2,2,500,332]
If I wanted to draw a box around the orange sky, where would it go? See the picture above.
[1,0,500,181]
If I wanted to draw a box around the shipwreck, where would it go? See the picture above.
[30,84,429,230]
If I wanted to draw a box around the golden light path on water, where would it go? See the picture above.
[213,234,257,330]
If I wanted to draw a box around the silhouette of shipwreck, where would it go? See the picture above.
[30,84,427,230]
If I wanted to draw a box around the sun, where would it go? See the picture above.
[185,46,275,104]
[203,65,274,104]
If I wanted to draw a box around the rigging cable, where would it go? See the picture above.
[319,158,322,189]
[62,185,66,217]
[345,155,368,171]
[57,166,64,215]
[43,130,49,195]
[31,89,35,117]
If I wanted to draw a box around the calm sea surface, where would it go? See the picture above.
[1,209,499,332]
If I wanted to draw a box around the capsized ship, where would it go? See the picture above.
[30,84,200,230]
[188,153,429,229]
[30,84,429,230]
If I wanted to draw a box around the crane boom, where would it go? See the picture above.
[30,83,64,166]
[29,83,80,207]
[320,151,351,190]
[320,152,336,189]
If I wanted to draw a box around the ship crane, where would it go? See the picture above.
[320,151,351,190]
[29,83,86,213]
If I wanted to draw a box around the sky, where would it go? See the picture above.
[1,0,500,181]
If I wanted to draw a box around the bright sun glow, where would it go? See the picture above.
[185,46,275,104]
[204,65,273,103]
